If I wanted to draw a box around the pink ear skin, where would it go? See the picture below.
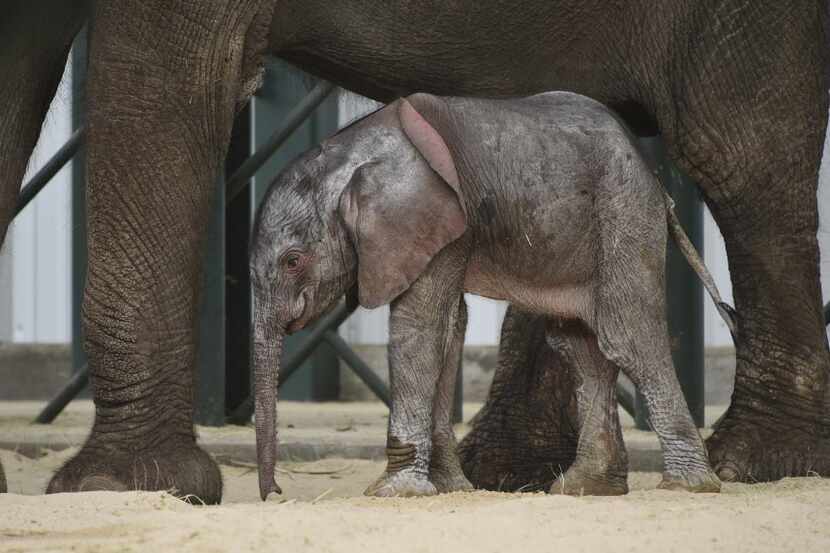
[337,151,466,309]
[398,98,466,218]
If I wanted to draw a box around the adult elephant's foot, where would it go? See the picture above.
[458,308,580,491]
[549,465,628,496]
[364,470,437,497]
[458,402,578,492]
[47,439,222,504]
[706,403,830,483]
[703,314,830,483]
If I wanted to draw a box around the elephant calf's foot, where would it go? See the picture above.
[429,438,474,494]
[364,470,438,498]
[706,408,830,483]
[549,465,628,496]
[657,468,721,493]
[47,440,222,504]
[429,466,474,494]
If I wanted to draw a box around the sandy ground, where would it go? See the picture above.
[1,402,828,552]
[2,448,830,553]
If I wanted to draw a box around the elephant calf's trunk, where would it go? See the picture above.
[252,302,284,501]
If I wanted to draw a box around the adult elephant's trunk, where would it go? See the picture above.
[252,290,284,501]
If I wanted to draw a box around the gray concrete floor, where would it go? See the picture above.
[0,400,727,472]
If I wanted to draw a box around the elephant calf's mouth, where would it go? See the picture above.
[286,290,311,334]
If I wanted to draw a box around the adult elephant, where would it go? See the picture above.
[0,0,827,500]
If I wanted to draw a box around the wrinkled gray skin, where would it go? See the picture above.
[251,91,721,499]
[3,0,827,499]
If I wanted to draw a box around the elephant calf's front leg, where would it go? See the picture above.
[364,247,469,497]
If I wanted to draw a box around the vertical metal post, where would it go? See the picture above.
[71,28,88,382]
[635,136,705,429]
[195,173,227,426]
[225,104,254,418]
[195,106,255,426]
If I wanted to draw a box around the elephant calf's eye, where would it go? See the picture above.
[282,252,307,274]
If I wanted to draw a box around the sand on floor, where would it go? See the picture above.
[1,448,829,553]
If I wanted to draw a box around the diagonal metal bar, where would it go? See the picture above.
[277,300,358,387]
[33,364,90,424]
[322,330,391,407]
[15,126,87,218]
[225,81,336,204]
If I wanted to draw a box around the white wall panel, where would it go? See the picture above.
[0,60,72,343]
[703,206,734,348]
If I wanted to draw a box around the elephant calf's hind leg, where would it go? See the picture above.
[546,322,628,496]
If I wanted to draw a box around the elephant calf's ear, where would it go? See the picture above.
[339,157,465,309]
[398,97,465,215]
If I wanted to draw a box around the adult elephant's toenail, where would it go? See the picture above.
[78,475,128,492]
[715,464,739,483]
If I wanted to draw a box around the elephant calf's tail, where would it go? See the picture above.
[663,191,738,341]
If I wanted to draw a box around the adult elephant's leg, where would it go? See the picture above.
[665,6,830,482]
[47,0,274,503]
[0,1,85,262]
[0,1,86,494]
[458,306,580,491]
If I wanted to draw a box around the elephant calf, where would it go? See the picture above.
[250,91,728,500]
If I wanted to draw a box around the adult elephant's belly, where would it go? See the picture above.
[267,0,650,104]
